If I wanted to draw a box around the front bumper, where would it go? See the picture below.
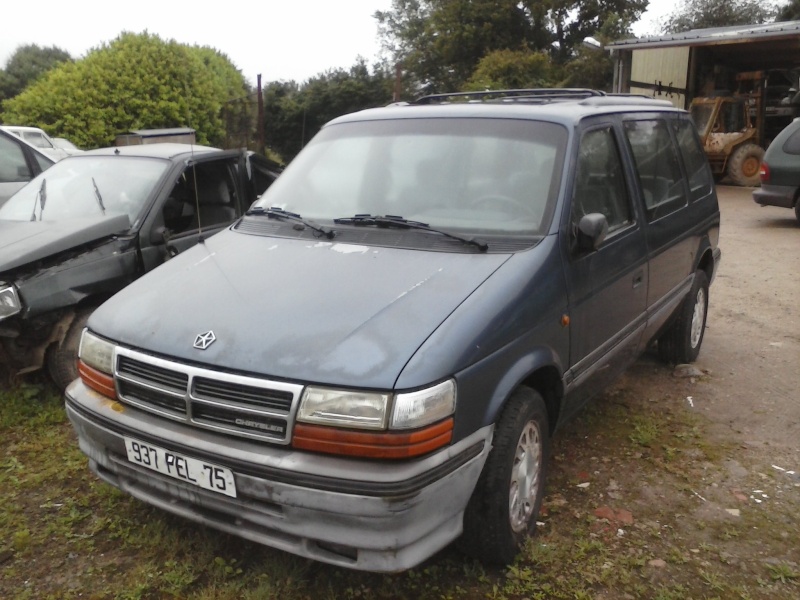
[65,380,491,572]
[752,184,796,209]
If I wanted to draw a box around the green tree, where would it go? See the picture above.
[660,0,778,33]
[0,44,72,103]
[776,0,800,21]
[558,14,636,90]
[465,49,554,90]
[1,32,248,148]
[376,0,648,93]
[376,0,534,93]
[264,60,394,162]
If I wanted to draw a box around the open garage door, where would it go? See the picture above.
[629,47,690,108]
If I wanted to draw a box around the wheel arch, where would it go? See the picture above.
[474,347,565,437]
[696,245,716,283]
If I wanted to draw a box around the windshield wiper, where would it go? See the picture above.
[246,206,335,239]
[30,178,47,221]
[91,177,106,215]
[333,214,488,252]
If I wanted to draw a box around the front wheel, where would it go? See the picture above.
[727,143,764,187]
[46,307,94,390]
[458,386,550,564]
[658,270,709,364]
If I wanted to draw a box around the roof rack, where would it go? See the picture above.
[412,88,608,105]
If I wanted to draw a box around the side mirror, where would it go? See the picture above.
[150,226,171,246]
[150,226,179,258]
[576,213,608,252]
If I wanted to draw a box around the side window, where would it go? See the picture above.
[672,119,713,201]
[782,127,800,155]
[31,152,52,172]
[163,162,238,236]
[0,136,31,183]
[624,120,688,221]
[572,127,634,235]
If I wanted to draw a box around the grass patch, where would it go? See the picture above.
[1,364,797,599]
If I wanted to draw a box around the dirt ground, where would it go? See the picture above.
[1,184,798,599]
[694,185,798,466]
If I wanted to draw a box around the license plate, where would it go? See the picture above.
[124,437,237,498]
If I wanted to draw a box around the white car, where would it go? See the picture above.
[53,137,84,155]
[0,127,54,206]
[0,125,79,160]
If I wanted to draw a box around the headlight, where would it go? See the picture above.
[298,387,391,430]
[297,379,456,431]
[78,330,116,374]
[0,283,22,321]
[391,379,456,429]
[293,380,457,458]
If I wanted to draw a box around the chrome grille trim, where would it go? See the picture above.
[114,347,304,445]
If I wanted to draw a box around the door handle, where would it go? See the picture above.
[632,271,644,289]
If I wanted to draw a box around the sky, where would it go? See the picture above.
[1,0,676,86]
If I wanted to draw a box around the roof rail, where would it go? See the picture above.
[412,88,607,105]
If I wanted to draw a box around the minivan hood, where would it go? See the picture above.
[0,214,130,273]
[91,229,511,389]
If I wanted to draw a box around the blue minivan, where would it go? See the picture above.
[66,89,721,572]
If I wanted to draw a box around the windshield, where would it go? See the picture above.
[256,118,567,236]
[690,103,715,135]
[0,155,169,225]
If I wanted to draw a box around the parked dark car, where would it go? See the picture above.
[66,90,721,572]
[0,127,54,207]
[753,117,800,222]
[0,143,280,388]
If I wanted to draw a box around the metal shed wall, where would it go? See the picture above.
[630,47,690,108]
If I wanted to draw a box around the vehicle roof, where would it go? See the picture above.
[0,125,47,133]
[0,127,55,164]
[327,92,683,129]
[81,143,221,160]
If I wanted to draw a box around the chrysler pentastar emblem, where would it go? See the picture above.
[193,330,216,350]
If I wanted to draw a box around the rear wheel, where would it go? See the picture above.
[727,143,764,187]
[658,270,709,364]
[794,199,800,223]
[46,307,94,390]
[458,386,550,564]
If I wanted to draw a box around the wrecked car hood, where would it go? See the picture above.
[90,229,512,389]
[0,214,130,273]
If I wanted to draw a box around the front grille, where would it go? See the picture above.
[114,348,303,444]
[118,355,188,392]
[193,377,292,413]
[118,379,186,416]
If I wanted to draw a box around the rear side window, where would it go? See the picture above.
[572,127,633,235]
[672,119,713,201]
[624,120,687,222]
[781,126,800,155]
[0,135,31,183]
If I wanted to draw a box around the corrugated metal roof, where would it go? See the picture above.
[607,20,800,51]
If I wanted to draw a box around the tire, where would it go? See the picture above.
[458,386,550,564]
[658,270,709,364]
[46,307,94,390]
[794,199,800,224]
[727,143,764,187]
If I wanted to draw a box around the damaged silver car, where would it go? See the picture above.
[0,143,280,388]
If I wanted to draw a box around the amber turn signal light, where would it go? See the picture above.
[292,418,454,459]
[78,360,117,399]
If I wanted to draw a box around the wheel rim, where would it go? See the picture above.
[509,421,542,533]
[690,287,706,348]
[742,157,760,178]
